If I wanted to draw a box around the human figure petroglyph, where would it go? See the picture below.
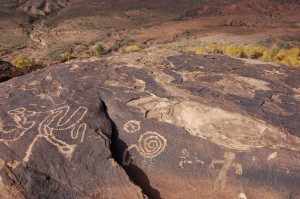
[209,152,242,191]
[123,131,167,165]
[123,120,141,134]
[0,105,88,163]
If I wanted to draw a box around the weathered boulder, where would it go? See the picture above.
[0,59,144,198]
[0,48,300,198]
[0,60,24,83]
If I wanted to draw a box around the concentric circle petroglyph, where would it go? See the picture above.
[122,131,167,165]
[137,131,167,158]
[123,120,141,133]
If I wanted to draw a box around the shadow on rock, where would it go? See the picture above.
[109,119,162,199]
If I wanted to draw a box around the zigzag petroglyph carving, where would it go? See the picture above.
[0,105,88,163]
[123,131,167,165]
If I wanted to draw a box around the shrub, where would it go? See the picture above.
[259,50,279,62]
[276,48,300,67]
[81,52,91,58]
[278,41,293,50]
[62,51,72,61]
[278,57,300,67]
[11,56,30,70]
[125,45,141,53]
[243,46,266,59]
[186,47,206,54]
[94,44,105,56]
[182,30,193,37]
[75,41,82,45]
[274,49,289,61]
[288,48,300,57]
[186,44,299,67]
[186,45,221,55]
[206,44,221,54]
[222,46,245,58]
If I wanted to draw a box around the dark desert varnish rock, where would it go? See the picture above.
[0,50,299,198]
[0,60,24,83]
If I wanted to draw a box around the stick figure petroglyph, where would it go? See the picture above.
[0,105,88,163]
[123,131,167,165]
[209,152,242,191]
[123,120,141,134]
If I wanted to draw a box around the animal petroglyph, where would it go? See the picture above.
[123,131,167,165]
[0,108,36,143]
[179,148,204,169]
[123,120,141,134]
[0,105,88,163]
[209,152,242,191]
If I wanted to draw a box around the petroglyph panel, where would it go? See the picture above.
[0,105,88,163]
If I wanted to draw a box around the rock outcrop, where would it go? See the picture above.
[16,0,75,15]
[0,0,73,15]
[0,48,300,198]
[0,60,24,83]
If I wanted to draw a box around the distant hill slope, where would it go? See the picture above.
[1,0,299,16]
[0,0,75,15]
[17,0,76,15]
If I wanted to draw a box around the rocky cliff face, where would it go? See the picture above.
[0,49,299,198]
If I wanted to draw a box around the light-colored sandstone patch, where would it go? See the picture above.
[128,95,300,152]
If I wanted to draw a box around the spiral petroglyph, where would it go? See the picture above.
[123,131,167,165]
[137,131,167,158]
[123,120,141,133]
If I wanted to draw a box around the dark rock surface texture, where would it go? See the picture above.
[0,49,300,198]
[0,60,24,83]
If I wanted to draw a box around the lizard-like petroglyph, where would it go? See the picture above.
[209,152,242,191]
[0,105,88,163]
[123,131,167,165]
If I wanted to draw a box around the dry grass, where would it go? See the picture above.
[125,45,141,52]
[186,45,300,67]
[11,56,30,70]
